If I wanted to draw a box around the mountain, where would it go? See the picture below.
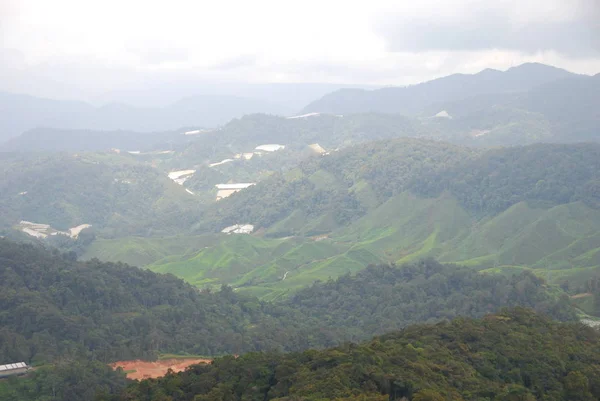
[302,63,578,115]
[0,92,93,141]
[94,82,377,110]
[0,153,198,236]
[0,92,288,142]
[125,140,600,297]
[196,141,600,234]
[107,309,600,401]
[0,239,573,363]
[418,73,600,145]
[0,239,321,364]
[0,238,581,399]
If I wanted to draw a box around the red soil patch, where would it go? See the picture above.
[110,358,211,380]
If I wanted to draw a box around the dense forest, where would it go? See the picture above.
[106,308,600,401]
[0,239,576,367]
[0,153,199,236]
[194,138,477,234]
[0,360,127,401]
[412,143,600,215]
[195,140,600,234]
[0,239,325,364]
[283,261,576,341]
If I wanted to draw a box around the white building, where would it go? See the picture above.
[0,362,29,378]
[221,224,254,234]
[255,144,285,152]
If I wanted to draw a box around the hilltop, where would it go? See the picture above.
[0,152,198,237]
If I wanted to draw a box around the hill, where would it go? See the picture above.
[193,138,477,234]
[174,112,420,164]
[194,141,600,235]
[107,308,599,401]
[0,239,321,365]
[419,74,600,145]
[0,240,582,400]
[0,239,574,365]
[302,63,577,115]
[135,141,600,296]
[0,153,198,237]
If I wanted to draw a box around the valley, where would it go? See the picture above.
[1,61,600,401]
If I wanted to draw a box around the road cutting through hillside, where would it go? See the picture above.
[110,358,211,380]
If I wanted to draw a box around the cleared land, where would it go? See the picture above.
[110,358,211,380]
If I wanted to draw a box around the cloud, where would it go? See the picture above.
[1,0,599,103]
[211,55,258,71]
[128,46,189,65]
[376,0,600,57]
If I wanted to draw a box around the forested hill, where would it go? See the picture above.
[196,140,600,234]
[0,239,319,364]
[284,261,576,340]
[0,153,199,236]
[0,239,575,367]
[107,308,600,401]
[411,142,600,214]
[195,138,478,233]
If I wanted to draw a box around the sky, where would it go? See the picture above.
[1,0,599,104]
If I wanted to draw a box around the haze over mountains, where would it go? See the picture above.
[2,60,600,401]
[2,63,598,152]
[5,0,600,398]
[0,83,375,143]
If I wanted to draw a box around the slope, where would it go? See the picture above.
[0,152,198,236]
[109,309,596,401]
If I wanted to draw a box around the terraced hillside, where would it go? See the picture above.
[79,141,600,299]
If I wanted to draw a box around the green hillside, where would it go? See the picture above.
[0,153,199,237]
[77,141,600,298]
[82,234,221,266]
[0,238,581,399]
[107,309,597,401]
[130,194,600,298]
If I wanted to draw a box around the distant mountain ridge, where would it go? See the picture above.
[0,92,288,142]
[0,127,187,152]
[302,63,580,115]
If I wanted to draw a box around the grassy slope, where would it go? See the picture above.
[85,192,600,299]
[82,235,221,266]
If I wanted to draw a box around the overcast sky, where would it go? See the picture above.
[1,0,599,103]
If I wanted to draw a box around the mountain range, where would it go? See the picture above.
[3,63,599,152]
[2,62,600,401]
[302,63,579,115]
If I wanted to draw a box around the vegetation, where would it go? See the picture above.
[0,153,199,237]
[199,141,600,234]
[0,360,127,401]
[125,142,600,297]
[0,239,575,367]
[106,308,600,401]
[193,138,477,234]
[412,143,600,215]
